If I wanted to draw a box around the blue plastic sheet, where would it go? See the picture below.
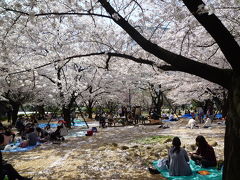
[38,123,58,128]
[153,160,222,180]
[1,142,41,153]
[180,114,193,119]
[38,121,86,129]
[215,114,222,119]
[65,131,86,138]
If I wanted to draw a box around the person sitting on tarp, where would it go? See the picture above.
[0,126,15,146]
[168,137,192,176]
[169,113,178,121]
[21,123,35,140]
[149,137,192,176]
[19,127,38,148]
[50,125,65,141]
[36,127,49,142]
[190,135,217,168]
[0,134,33,180]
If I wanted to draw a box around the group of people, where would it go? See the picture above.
[0,134,32,180]
[149,135,217,176]
[186,115,213,129]
[0,117,67,152]
[0,118,69,179]
[0,123,16,147]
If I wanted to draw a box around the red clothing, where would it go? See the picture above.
[196,144,217,163]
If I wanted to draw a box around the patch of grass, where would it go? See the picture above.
[133,135,173,144]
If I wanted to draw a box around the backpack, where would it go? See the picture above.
[86,130,93,136]
[157,158,169,170]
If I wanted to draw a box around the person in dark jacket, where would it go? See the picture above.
[26,128,38,146]
[50,125,65,141]
[0,134,32,180]
[190,135,217,168]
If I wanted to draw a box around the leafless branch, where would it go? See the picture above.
[2,7,111,19]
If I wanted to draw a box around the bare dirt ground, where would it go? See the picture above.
[3,119,225,180]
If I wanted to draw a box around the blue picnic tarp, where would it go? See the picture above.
[180,114,193,119]
[215,114,222,119]
[65,131,86,138]
[153,160,222,180]
[38,123,58,128]
[71,122,86,127]
[1,142,41,153]
[38,121,86,129]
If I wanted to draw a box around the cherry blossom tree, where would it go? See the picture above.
[0,0,240,178]
[96,1,240,178]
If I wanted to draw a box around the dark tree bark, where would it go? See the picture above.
[98,0,233,89]
[221,91,229,118]
[86,100,94,119]
[62,92,77,128]
[223,74,240,180]
[9,101,20,126]
[150,85,163,117]
[62,106,71,128]
[36,105,45,120]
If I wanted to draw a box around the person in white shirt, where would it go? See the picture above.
[186,118,196,129]
[203,115,212,128]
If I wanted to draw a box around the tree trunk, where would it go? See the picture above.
[156,94,163,117]
[10,102,20,126]
[87,100,93,119]
[36,105,45,120]
[88,108,93,119]
[222,91,228,118]
[62,107,71,128]
[223,74,240,180]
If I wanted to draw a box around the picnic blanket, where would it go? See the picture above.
[153,160,222,180]
[65,131,86,138]
[71,122,86,127]
[215,113,222,119]
[1,142,41,152]
[38,122,86,129]
[180,114,193,119]
[38,123,58,128]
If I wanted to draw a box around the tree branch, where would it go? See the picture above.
[39,74,56,84]
[182,0,240,71]
[2,7,112,19]
[7,52,154,75]
[98,0,234,89]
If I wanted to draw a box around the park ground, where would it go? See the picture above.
[3,119,225,179]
